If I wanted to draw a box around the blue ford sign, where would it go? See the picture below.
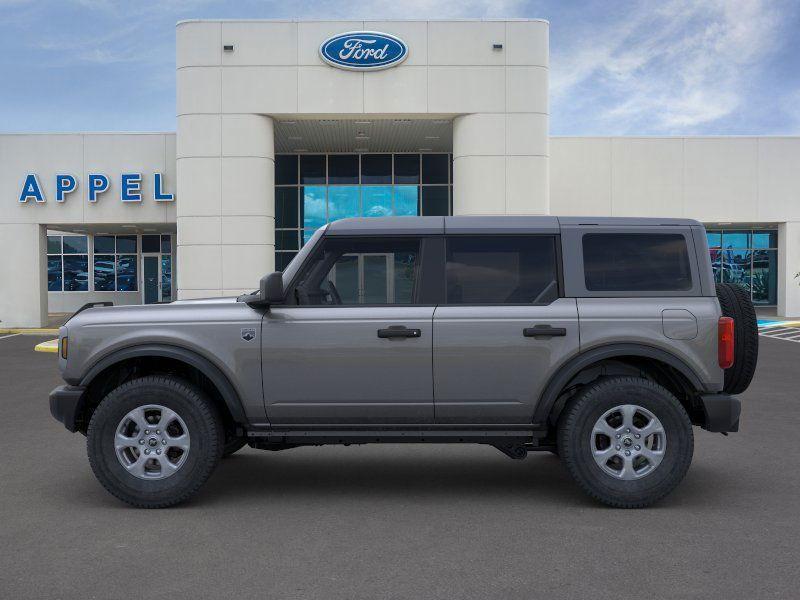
[319,31,408,71]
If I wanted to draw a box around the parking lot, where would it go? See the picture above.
[1,332,798,599]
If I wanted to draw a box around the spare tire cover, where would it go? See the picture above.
[715,283,758,394]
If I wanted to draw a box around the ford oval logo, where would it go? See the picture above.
[319,31,408,71]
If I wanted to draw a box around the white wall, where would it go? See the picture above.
[176,19,550,297]
[550,136,800,315]
[0,133,176,326]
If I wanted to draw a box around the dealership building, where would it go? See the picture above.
[1,18,799,327]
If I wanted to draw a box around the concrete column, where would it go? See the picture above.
[452,113,549,215]
[0,224,46,327]
[777,221,800,318]
[177,114,275,299]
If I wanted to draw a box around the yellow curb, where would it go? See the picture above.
[0,328,59,335]
[34,339,59,353]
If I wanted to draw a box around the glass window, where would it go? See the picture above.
[47,256,62,291]
[362,186,392,217]
[93,255,115,291]
[752,249,777,305]
[275,187,299,229]
[722,248,751,290]
[722,230,749,249]
[141,234,160,253]
[422,154,449,184]
[583,233,692,292]
[300,155,326,184]
[161,235,172,254]
[752,230,777,249]
[62,235,88,254]
[446,236,558,304]
[328,155,359,184]
[47,235,61,254]
[421,186,449,216]
[303,229,316,246]
[394,186,419,216]
[302,186,327,229]
[276,252,297,272]
[94,235,115,253]
[63,255,89,291]
[276,230,299,251]
[116,255,137,291]
[706,232,721,249]
[294,237,420,305]
[275,155,298,185]
[116,235,137,254]
[394,154,420,184]
[361,154,391,184]
[161,255,172,301]
[327,186,360,221]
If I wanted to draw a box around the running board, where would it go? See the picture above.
[245,424,547,446]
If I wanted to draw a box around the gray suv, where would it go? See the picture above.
[49,216,758,508]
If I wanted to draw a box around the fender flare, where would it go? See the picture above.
[78,343,247,423]
[533,343,705,425]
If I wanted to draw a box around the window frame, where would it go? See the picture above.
[561,227,702,298]
[440,234,563,306]
[47,234,89,293]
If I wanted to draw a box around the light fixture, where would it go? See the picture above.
[355,120,372,125]
[293,148,308,153]
[223,44,235,52]
[280,120,297,125]
[425,136,440,140]
[288,136,302,140]
[492,43,503,50]
[419,147,433,152]
[354,147,369,153]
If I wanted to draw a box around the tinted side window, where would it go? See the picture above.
[583,233,692,291]
[294,237,420,305]
[445,236,559,304]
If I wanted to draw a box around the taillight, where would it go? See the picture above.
[718,317,734,369]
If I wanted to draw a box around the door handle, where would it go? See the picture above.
[523,325,567,338]
[377,326,422,339]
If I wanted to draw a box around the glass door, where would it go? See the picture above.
[142,255,160,304]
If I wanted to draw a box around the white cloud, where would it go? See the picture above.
[551,0,791,133]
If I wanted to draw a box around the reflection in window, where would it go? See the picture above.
[93,255,115,291]
[362,186,392,217]
[162,255,172,301]
[707,228,778,305]
[117,255,137,291]
[394,186,419,216]
[63,255,89,291]
[328,186,359,221]
[303,186,326,229]
[47,256,62,291]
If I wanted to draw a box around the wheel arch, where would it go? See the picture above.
[76,344,247,433]
[534,343,705,426]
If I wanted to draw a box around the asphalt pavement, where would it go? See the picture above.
[0,332,798,599]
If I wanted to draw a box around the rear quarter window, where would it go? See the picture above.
[582,233,692,292]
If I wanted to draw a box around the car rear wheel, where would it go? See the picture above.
[87,375,223,508]
[557,376,694,508]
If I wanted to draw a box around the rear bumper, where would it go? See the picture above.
[49,385,86,432]
[699,393,741,433]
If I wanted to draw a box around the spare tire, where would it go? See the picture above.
[715,283,758,394]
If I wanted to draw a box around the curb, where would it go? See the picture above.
[0,328,59,335]
[34,339,59,353]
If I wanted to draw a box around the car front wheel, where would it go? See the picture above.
[87,375,223,508]
[557,376,694,508]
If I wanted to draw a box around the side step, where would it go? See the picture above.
[245,424,547,447]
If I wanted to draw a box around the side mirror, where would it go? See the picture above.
[259,271,284,305]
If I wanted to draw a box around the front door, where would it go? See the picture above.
[262,235,435,424]
[433,235,580,423]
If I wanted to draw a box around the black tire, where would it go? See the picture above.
[557,377,694,508]
[87,375,223,508]
[716,283,758,394]
[222,435,248,458]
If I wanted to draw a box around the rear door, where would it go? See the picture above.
[262,235,436,424]
[432,235,579,424]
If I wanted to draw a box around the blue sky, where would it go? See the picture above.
[1,0,798,135]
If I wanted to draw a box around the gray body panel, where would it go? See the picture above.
[261,306,435,424]
[57,216,726,432]
[576,297,723,391]
[60,298,267,423]
[432,299,579,423]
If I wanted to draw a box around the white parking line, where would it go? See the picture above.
[0,333,21,341]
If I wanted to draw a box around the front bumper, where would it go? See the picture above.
[699,393,741,433]
[49,385,86,432]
